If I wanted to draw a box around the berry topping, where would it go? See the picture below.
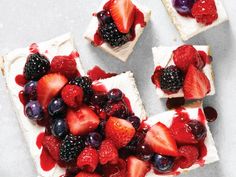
[126,116,141,130]
[183,65,211,100]
[98,22,130,47]
[105,101,129,119]
[166,97,185,110]
[173,45,203,72]
[151,66,163,88]
[145,122,178,157]
[60,134,85,162]
[23,53,50,81]
[97,10,113,26]
[99,139,118,165]
[187,120,207,141]
[23,81,37,100]
[77,147,99,173]
[66,106,100,136]
[92,93,108,107]
[152,154,175,173]
[37,73,68,109]
[109,0,135,33]
[160,65,184,93]
[51,119,68,139]
[48,98,66,117]
[191,0,218,25]
[204,106,218,122]
[75,172,101,177]
[173,0,196,16]
[96,120,107,138]
[86,132,103,149]
[127,156,150,177]
[25,101,43,120]
[135,143,154,161]
[108,88,123,102]
[178,145,199,168]
[87,66,117,81]
[61,85,84,108]
[42,135,61,161]
[102,158,126,177]
[105,117,135,149]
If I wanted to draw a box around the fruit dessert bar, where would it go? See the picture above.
[162,0,228,40]
[151,45,215,99]
[84,0,151,62]
[144,101,219,176]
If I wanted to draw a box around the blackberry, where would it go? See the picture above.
[160,65,184,93]
[23,53,50,80]
[98,22,130,47]
[60,134,85,162]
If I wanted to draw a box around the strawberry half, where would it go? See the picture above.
[127,156,150,177]
[145,122,178,157]
[66,106,100,136]
[183,65,211,100]
[105,117,135,149]
[37,73,68,109]
[109,0,135,33]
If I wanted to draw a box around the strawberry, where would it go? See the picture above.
[109,0,135,33]
[75,172,101,177]
[145,122,178,157]
[173,45,203,72]
[42,135,60,161]
[191,0,218,25]
[102,158,126,177]
[98,139,118,165]
[105,117,135,148]
[127,156,150,177]
[183,65,211,100]
[198,50,211,65]
[50,55,78,80]
[37,73,68,109]
[177,145,199,168]
[61,85,84,108]
[77,147,99,173]
[66,106,100,136]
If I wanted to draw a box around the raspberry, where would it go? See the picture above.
[98,140,118,165]
[191,0,218,25]
[50,56,78,80]
[178,145,199,168]
[61,85,84,108]
[77,147,99,173]
[42,135,61,161]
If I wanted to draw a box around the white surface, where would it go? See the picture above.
[0,0,235,177]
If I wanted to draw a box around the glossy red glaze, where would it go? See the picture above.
[15,74,27,87]
[87,66,117,81]
[198,108,206,124]
[151,66,163,88]
[40,148,56,171]
[18,90,27,106]
[204,106,218,122]
[123,96,133,115]
[36,132,45,149]
[29,43,39,53]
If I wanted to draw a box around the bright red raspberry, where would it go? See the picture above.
[42,135,60,161]
[98,140,118,165]
[178,145,199,168]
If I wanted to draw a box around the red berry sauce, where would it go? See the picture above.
[203,106,218,122]
[87,66,117,81]
[166,97,185,110]
[29,43,39,54]
[15,74,27,87]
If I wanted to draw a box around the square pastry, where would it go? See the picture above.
[144,101,219,176]
[151,45,215,99]
[84,0,151,62]
[162,0,228,40]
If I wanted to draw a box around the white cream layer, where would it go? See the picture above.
[84,0,151,62]
[152,45,215,99]
[161,0,228,41]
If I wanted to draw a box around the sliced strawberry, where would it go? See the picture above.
[102,158,126,177]
[77,147,99,173]
[127,156,150,177]
[99,139,118,165]
[75,172,102,177]
[145,122,178,157]
[109,0,135,33]
[37,73,68,109]
[66,106,100,136]
[42,135,60,161]
[183,65,211,100]
[105,117,135,149]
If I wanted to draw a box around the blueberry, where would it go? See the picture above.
[153,154,175,173]
[86,132,102,148]
[48,98,66,117]
[24,81,37,100]
[187,120,207,141]
[108,89,123,102]
[172,0,196,15]
[25,101,43,120]
[127,116,141,129]
[97,10,113,25]
[51,119,68,138]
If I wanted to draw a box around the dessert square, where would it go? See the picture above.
[145,101,219,176]
[162,0,228,41]
[151,45,215,99]
[84,0,151,62]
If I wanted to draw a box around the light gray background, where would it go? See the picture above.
[0,0,235,177]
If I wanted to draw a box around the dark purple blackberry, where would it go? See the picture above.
[23,53,50,81]
[160,65,184,93]
[60,134,85,162]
